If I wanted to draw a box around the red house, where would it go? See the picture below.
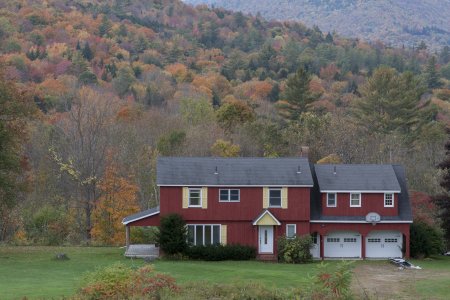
[122,157,412,260]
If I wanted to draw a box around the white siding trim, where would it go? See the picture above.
[321,190,400,193]
[310,220,413,224]
[159,184,314,187]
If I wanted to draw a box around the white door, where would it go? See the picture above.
[310,233,321,258]
[324,231,361,258]
[259,225,274,253]
[366,231,403,258]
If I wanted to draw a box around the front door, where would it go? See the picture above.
[259,225,274,253]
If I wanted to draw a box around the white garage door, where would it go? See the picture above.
[324,231,361,258]
[366,231,403,258]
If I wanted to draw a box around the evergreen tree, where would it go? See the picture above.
[433,133,450,248]
[440,46,450,64]
[353,67,427,135]
[82,42,93,61]
[425,56,442,88]
[325,32,333,43]
[98,15,112,37]
[268,83,280,102]
[278,67,319,120]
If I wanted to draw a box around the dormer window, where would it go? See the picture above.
[384,193,394,207]
[350,193,361,207]
[327,193,336,207]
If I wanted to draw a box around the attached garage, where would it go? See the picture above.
[366,231,403,258]
[324,231,361,258]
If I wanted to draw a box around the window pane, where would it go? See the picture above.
[287,225,295,238]
[230,190,239,201]
[196,225,203,245]
[187,225,194,245]
[269,189,281,206]
[189,189,201,206]
[220,190,229,201]
[204,226,212,245]
[213,225,220,245]
[327,193,336,206]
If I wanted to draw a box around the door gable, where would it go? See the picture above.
[253,210,281,226]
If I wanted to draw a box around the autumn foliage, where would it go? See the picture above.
[91,160,139,246]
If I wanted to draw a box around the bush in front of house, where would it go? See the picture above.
[410,221,445,258]
[185,244,257,261]
[277,234,313,263]
[78,263,179,299]
[156,214,187,255]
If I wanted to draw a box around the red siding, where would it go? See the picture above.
[160,186,310,221]
[128,215,160,226]
[321,193,399,216]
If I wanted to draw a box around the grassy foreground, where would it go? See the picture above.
[0,246,449,299]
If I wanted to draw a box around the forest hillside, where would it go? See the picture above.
[186,0,450,50]
[0,0,449,245]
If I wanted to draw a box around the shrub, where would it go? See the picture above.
[157,214,187,255]
[24,206,70,245]
[410,221,445,258]
[308,261,354,300]
[131,226,159,244]
[185,244,256,261]
[78,263,179,299]
[277,234,313,263]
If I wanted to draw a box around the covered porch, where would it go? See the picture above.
[122,206,160,258]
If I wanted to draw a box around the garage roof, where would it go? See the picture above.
[314,164,401,192]
[157,157,314,186]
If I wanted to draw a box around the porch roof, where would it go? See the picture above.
[122,206,160,225]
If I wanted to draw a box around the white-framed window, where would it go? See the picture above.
[311,232,318,244]
[219,189,240,202]
[188,188,202,207]
[327,193,337,207]
[327,237,339,243]
[187,224,221,246]
[269,188,282,207]
[286,224,296,238]
[350,193,361,207]
[384,193,394,207]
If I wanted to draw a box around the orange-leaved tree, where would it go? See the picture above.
[92,160,139,246]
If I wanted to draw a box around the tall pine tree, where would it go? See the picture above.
[433,132,450,248]
[278,67,319,120]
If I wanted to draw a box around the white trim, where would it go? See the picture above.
[159,184,314,187]
[286,224,296,238]
[122,210,160,225]
[384,193,394,207]
[188,188,202,208]
[327,193,337,207]
[252,210,281,226]
[187,224,222,246]
[321,190,400,193]
[350,193,361,207]
[310,220,413,224]
[219,189,240,202]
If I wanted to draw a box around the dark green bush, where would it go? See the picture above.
[186,244,256,261]
[156,214,187,255]
[277,234,313,263]
[410,221,445,258]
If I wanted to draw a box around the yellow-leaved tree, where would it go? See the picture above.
[92,160,139,246]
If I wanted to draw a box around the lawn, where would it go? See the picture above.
[0,246,449,299]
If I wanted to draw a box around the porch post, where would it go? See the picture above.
[125,225,130,249]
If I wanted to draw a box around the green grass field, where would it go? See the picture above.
[0,246,449,299]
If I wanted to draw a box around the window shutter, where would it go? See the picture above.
[182,187,189,208]
[202,187,208,209]
[221,224,227,245]
[263,187,269,208]
[281,187,288,209]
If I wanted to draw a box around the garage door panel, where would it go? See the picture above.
[366,231,402,258]
[324,231,361,258]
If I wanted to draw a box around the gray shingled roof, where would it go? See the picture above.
[310,165,412,222]
[314,164,401,192]
[122,206,160,225]
[157,157,314,186]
